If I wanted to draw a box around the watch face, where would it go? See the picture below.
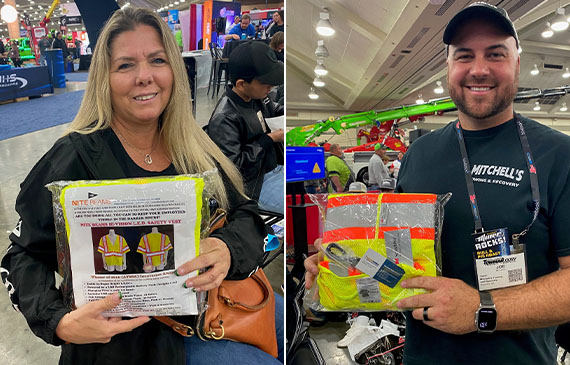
[477,308,497,331]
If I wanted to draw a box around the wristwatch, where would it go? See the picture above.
[475,291,497,334]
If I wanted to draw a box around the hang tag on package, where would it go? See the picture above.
[355,248,405,288]
[473,228,528,290]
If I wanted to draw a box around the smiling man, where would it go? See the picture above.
[392,3,570,364]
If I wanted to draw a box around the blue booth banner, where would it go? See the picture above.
[0,66,54,102]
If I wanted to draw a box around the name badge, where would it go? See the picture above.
[472,228,528,290]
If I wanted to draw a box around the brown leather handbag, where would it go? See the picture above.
[155,209,278,357]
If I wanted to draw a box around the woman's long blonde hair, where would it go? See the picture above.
[66,7,244,208]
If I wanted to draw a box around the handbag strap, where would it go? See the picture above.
[217,271,271,311]
[154,316,195,337]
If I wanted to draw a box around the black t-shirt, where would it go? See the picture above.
[269,23,284,37]
[396,115,570,364]
[104,129,177,177]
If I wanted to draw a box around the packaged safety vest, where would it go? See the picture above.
[314,193,448,311]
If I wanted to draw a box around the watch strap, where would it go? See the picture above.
[479,291,494,306]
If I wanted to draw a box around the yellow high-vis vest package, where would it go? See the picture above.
[313,193,449,311]
[46,171,222,317]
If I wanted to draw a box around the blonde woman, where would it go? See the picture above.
[1,7,282,364]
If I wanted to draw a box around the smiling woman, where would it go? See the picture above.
[0,6,282,365]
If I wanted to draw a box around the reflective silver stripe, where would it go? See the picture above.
[379,203,435,228]
[324,203,378,232]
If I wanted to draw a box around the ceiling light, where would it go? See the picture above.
[561,102,568,112]
[316,9,335,36]
[1,5,18,23]
[181,0,186,2]
[434,81,444,94]
[551,7,568,31]
[313,77,325,87]
[541,22,553,38]
[564,68,570,78]
[175,1,180,4]
[308,88,319,100]
[533,101,541,111]
[416,94,425,104]
[314,61,328,76]
[315,40,329,58]
[530,64,539,76]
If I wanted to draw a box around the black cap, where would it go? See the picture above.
[443,2,519,48]
[228,41,284,85]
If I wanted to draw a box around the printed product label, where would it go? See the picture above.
[356,248,405,288]
[356,277,382,303]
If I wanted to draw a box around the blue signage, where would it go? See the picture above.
[286,146,326,183]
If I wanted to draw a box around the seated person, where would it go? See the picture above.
[205,41,284,214]
[225,14,255,41]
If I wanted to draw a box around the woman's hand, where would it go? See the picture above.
[55,292,150,344]
[175,237,231,292]
[304,238,323,289]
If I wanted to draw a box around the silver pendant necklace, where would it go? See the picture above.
[114,128,157,165]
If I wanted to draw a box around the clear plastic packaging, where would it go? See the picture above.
[47,170,222,316]
[306,192,451,311]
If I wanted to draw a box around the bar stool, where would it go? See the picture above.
[211,43,229,99]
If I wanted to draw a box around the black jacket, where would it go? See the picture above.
[206,88,284,200]
[52,37,69,58]
[0,129,268,364]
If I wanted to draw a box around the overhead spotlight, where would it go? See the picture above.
[309,87,319,100]
[174,1,179,4]
[541,22,554,38]
[315,40,329,58]
[564,68,570,78]
[316,8,335,36]
[530,64,539,76]
[434,81,444,94]
[551,7,568,31]
[533,101,541,111]
[313,77,325,87]
[314,61,328,76]
[416,94,425,104]
[1,5,18,23]
[561,102,568,112]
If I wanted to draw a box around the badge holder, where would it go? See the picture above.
[472,228,529,291]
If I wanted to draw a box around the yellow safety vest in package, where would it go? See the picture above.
[46,172,218,317]
[316,193,446,311]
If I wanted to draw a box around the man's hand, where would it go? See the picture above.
[55,292,150,344]
[233,34,240,40]
[176,237,231,292]
[396,276,480,335]
[268,129,284,143]
[304,239,323,289]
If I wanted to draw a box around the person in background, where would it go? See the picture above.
[52,32,69,60]
[1,7,282,364]
[0,40,7,64]
[267,10,284,38]
[38,35,52,66]
[269,31,284,62]
[205,41,284,214]
[325,144,354,193]
[233,15,240,25]
[225,14,255,41]
[390,151,403,178]
[8,40,22,68]
[74,37,81,59]
[367,143,390,191]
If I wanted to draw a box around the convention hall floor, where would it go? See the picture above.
[0,80,284,364]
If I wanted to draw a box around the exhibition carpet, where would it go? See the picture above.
[65,71,90,82]
[0,89,85,141]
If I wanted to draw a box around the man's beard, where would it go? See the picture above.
[448,73,518,120]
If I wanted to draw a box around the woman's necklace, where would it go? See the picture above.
[114,128,158,165]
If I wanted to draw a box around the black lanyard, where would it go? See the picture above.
[455,114,540,246]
